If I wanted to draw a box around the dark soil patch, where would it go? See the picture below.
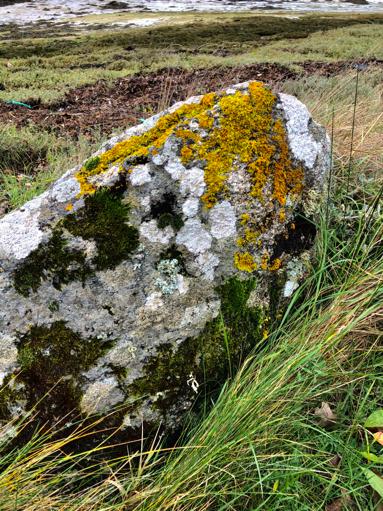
[0,58,381,138]
[301,58,383,76]
[0,63,297,137]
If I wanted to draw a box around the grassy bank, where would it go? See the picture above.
[0,11,382,510]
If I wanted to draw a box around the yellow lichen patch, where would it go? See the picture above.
[75,81,304,277]
[75,94,216,195]
[180,81,302,212]
[260,253,282,271]
[234,252,258,273]
[175,129,200,143]
[268,258,282,271]
[243,228,258,244]
[261,252,269,271]
[198,112,214,130]
[272,119,304,205]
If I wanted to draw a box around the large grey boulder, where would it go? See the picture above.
[0,81,329,433]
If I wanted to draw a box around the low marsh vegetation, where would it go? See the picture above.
[0,13,382,103]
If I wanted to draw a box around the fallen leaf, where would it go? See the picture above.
[374,432,383,446]
[326,493,353,511]
[326,498,343,511]
[361,451,383,464]
[329,454,342,467]
[362,468,383,498]
[365,409,383,429]
[315,402,337,427]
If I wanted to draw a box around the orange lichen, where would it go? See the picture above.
[234,252,258,273]
[180,146,193,161]
[261,253,269,271]
[268,258,282,271]
[260,253,282,271]
[75,82,303,275]
[272,119,304,205]
[175,129,200,143]
[76,94,216,195]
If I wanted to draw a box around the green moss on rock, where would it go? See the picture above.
[157,212,184,232]
[16,321,113,419]
[13,188,139,297]
[83,156,101,172]
[129,277,263,416]
[13,231,91,297]
[63,188,139,271]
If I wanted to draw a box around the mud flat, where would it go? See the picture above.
[0,0,382,27]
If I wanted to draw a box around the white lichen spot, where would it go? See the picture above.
[209,201,236,239]
[180,167,205,197]
[197,252,220,281]
[182,198,199,217]
[279,93,320,169]
[0,194,47,260]
[283,280,299,298]
[139,220,174,244]
[187,372,199,394]
[283,254,310,298]
[176,218,212,254]
[129,164,152,186]
[165,158,186,180]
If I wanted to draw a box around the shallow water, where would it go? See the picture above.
[0,0,382,25]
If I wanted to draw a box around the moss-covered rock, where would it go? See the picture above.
[0,81,329,437]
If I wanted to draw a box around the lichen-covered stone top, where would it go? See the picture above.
[0,82,329,435]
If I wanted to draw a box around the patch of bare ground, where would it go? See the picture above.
[0,59,381,138]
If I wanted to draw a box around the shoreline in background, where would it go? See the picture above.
[1,0,383,26]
